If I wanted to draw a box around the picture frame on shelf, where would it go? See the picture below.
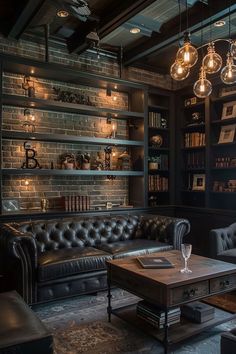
[2,199,19,212]
[192,174,205,191]
[218,124,236,144]
[221,101,236,120]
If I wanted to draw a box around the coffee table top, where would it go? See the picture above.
[107,250,236,288]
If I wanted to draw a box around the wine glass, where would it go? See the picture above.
[180,243,192,274]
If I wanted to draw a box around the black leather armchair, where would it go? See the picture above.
[221,328,236,354]
[0,214,190,304]
[209,223,236,263]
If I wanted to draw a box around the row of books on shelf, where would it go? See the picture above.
[213,180,236,192]
[185,151,205,169]
[148,175,168,192]
[214,156,236,168]
[64,195,91,211]
[184,132,205,147]
[148,111,167,128]
[136,301,181,329]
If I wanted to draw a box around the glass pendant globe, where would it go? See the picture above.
[193,66,212,98]
[193,78,212,98]
[176,41,198,68]
[220,53,236,85]
[231,40,236,60]
[170,60,190,81]
[202,43,222,74]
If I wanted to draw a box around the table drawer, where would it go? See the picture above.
[170,281,209,305]
[210,274,236,293]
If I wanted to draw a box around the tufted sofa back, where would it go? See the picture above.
[210,222,236,258]
[15,215,141,253]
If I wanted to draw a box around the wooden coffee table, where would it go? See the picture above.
[106,250,236,353]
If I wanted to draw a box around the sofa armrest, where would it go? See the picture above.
[0,224,38,304]
[221,329,236,354]
[209,223,236,259]
[141,215,190,250]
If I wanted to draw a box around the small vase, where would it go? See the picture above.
[149,162,158,170]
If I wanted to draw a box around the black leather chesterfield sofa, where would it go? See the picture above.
[0,214,190,304]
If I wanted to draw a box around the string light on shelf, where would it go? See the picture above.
[170,0,236,98]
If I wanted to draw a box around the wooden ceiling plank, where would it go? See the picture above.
[67,0,157,54]
[123,1,236,66]
[8,0,47,39]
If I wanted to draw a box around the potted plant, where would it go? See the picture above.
[148,156,160,171]
[60,153,75,170]
[77,152,91,170]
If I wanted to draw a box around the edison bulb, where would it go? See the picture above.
[170,60,190,81]
[221,52,236,84]
[176,32,198,68]
[202,43,222,74]
[231,40,236,59]
[193,66,212,98]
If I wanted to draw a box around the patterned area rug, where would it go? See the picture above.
[34,289,236,354]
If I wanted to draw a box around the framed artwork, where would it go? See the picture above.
[221,101,236,119]
[2,199,19,212]
[218,124,236,144]
[192,174,205,191]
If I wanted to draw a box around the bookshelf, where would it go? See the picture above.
[147,88,175,207]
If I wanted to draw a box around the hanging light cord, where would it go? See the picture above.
[178,0,182,46]
[186,0,189,31]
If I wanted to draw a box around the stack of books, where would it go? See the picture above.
[136,300,180,329]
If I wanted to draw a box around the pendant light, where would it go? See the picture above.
[170,59,190,80]
[176,31,198,67]
[193,66,212,98]
[220,52,236,84]
[231,40,236,59]
[202,42,222,74]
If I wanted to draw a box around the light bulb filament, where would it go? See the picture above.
[200,82,205,93]
[177,65,183,74]
[208,58,214,68]
[184,51,190,63]
[228,67,233,78]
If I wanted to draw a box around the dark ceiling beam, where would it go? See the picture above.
[123,1,236,66]
[7,0,47,39]
[67,0,157,54]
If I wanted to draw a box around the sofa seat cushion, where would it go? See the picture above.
[97,239,173,259]
[217,249,236,264]
[38,247,112,282]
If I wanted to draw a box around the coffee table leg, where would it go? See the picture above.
[164,308,169,354]
[107,275,112,322]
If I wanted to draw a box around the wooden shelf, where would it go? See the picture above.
[211,118,236,125]
[182,124,205,132]
[184,168,205,172]
[2,130,144,147]
[2,169,144,177]
[210,191,236,195]
[212,142,236,148]
[148,169,169,173]
[212,167,236,171]
[148,127,169,131]
[2,94,144,120]
[182,146,205,151]
[148,147,169,151]
[181,190,205,193]
[112,303,236,345]
[1,53,146,93]
[183,100,205,109]
[148,104,169,111]
[148,191,169,193]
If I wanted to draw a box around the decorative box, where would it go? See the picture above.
[181,301,215,323]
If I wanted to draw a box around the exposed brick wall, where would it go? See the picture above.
[2,73,132,211]
[0,34,172,212]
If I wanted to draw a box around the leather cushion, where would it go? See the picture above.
[38,247,112,281]
[217,249,236,264]
[0,291,52,353]
[97,239,173,259]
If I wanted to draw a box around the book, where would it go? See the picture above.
[137,256,174,269]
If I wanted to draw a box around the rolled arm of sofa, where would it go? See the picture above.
[141,215,190,250]
[0,224,38,304]
[209,223,236,259]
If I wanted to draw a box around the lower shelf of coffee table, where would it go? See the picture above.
[112,303,236,344]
